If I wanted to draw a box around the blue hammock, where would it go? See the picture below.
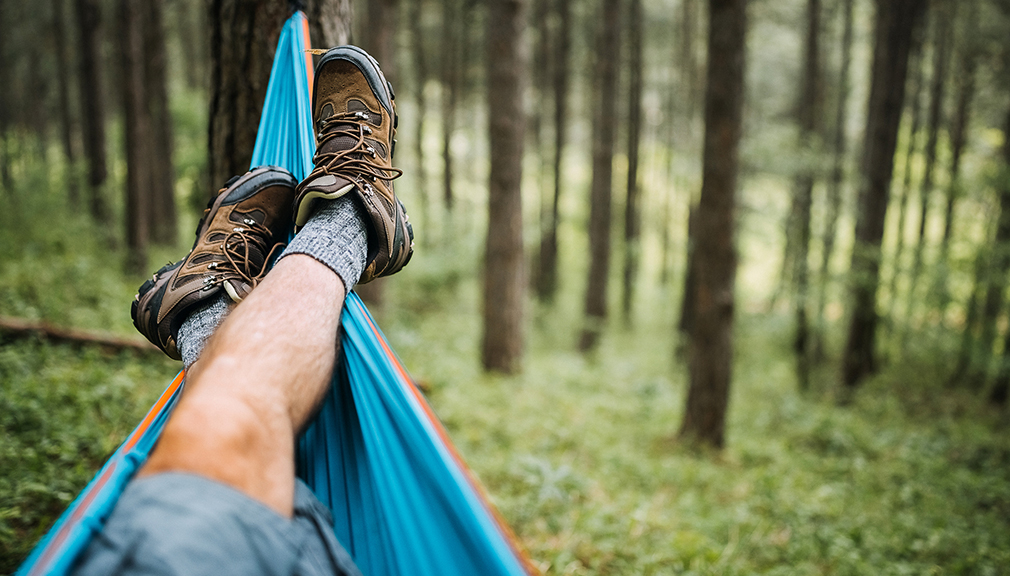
[19,12,536,576]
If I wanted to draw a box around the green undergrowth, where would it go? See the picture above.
[2,173,1009,574]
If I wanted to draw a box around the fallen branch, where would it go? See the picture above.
[0,316,160,354]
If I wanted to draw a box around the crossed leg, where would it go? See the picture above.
[139,254,344,517]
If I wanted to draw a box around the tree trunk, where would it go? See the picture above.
[678,205,698,336]
[144,0,177,246]
[678,0,746,449]
[120,0,151,274]
[441,0,460,212]
[207,0,287,193]
[307,0,352,47]
[535,0,571,302]
[842,0,926,388]
[0,0,9,194]
[366,0,398,82]
[793,0,821,390]
[884,19,926,341]
[905,0,952,326]
[813,0,853,361]
[578,0,621,352]
[935,0,979,309]
[482,0,526,374]
[52,0,80,206]
[76,0,111,225]
[409,0,429,245]
[621,0,644,324]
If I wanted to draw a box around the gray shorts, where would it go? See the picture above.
[71,473,361,576]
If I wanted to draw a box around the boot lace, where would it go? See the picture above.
[204,218,283,290]
[308,111,403,188]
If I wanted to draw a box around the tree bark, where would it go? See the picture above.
[814,0,853,360]
[440,0,460,212]
[207,0,287,193]
[678,0,746,448]
[578,0,621,352]
[0,0,9,194]
[144,0,177,246]
[621,0,644,324]
[120,0,151,274]
[842,0,926,388]
[409,0,429,244]
[905,0,953,325]
[307,0,352,47]
[75,0,112,225]
[935,0,979,309]
[482,0,527,374]
[884,20,926,339]
[366,0,398,82]
[793,0,821,390]
[52,0,80,206]
[535,0,571,302]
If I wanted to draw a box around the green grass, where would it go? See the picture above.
[1,162,1009,575]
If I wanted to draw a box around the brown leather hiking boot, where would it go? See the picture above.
[132,166,297,359]
[294,45,414,283]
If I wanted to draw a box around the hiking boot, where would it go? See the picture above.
[294,45,414,283]
[132,166,297,360]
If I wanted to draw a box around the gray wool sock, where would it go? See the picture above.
[279,195,370,290]
[177,295,231,370]
[174,195,368,370]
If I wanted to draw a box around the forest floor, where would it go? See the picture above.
[2,172,1010,575]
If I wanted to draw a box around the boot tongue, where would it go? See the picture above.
[318,131,360,156]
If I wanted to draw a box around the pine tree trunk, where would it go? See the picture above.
[905,0,952,325]
[409,0,429,244]
[144,0,177,246]
[621,0,644,324]
[207,0,287,192]
[120,0,151,274]
[842,0,926,388]
[535,0,571,302]
[678,0,746,449]
[814,0,853,361]
[76,0,111,225]
[793,0,821,390]
[307,0,352,47]
[367,0,398,81]
[0,0,10,194]
[578,0,621,352]
[935,0,978,309]
[482,0,527,374]
[441,0,459,212]
[52,0,80,206]
[884,20,926,342]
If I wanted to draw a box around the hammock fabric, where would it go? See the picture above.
[19,12,536,576]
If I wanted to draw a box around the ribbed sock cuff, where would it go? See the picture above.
[177,295,231,370]
[279,195,369,290]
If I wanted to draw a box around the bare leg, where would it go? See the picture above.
[140,254,344,517]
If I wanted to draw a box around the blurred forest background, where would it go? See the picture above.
[2,0,1010,573]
